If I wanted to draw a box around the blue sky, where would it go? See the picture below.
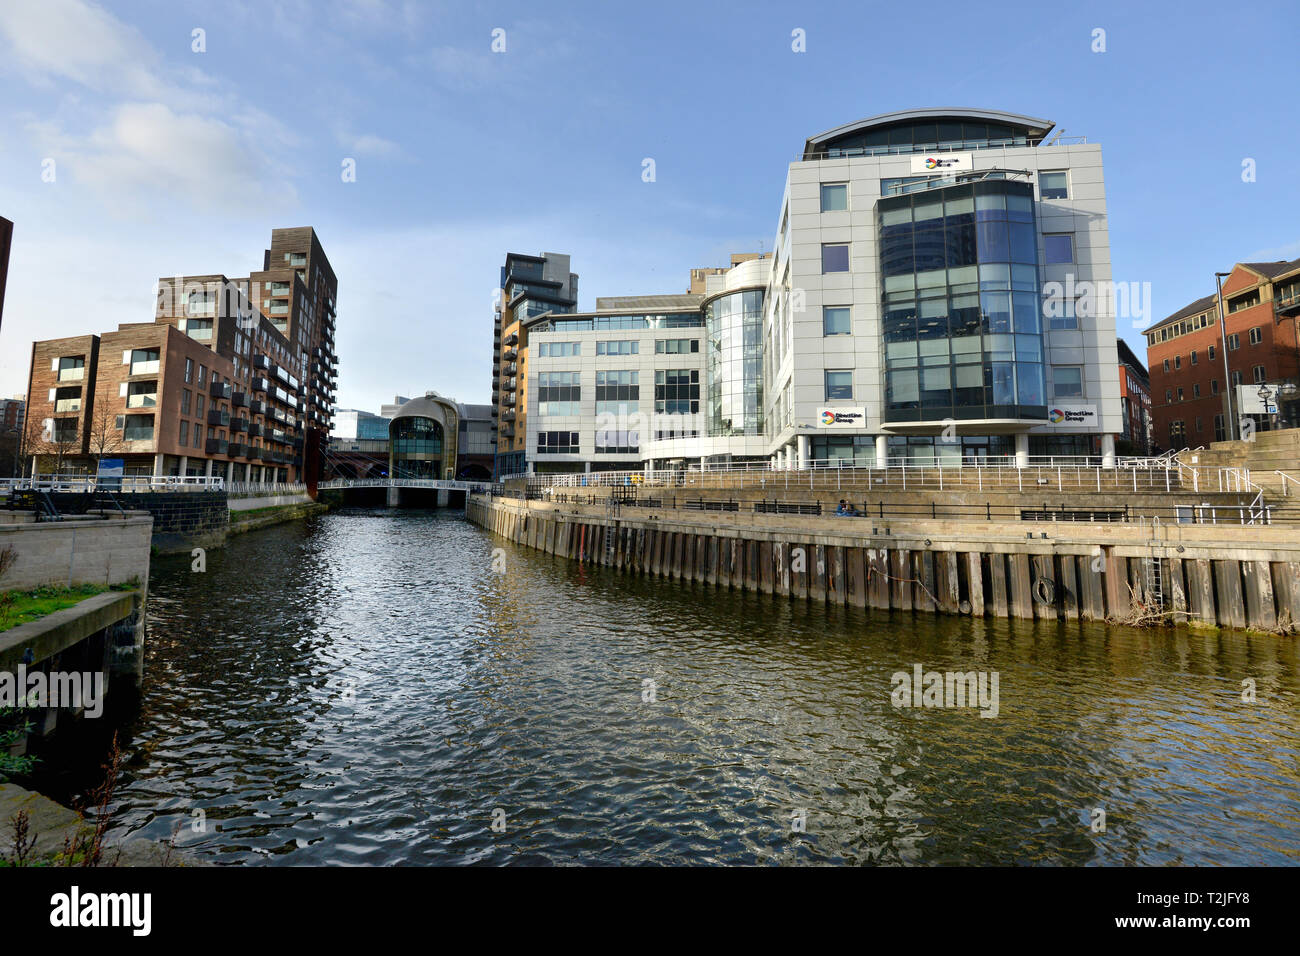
[1,0,1297,411]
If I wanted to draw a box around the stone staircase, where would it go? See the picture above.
[1178,429,1300,499]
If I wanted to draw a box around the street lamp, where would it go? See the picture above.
[1214,272,1236,440]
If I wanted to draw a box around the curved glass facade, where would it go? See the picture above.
[878,179,1046,423]
[704,289,764,436]
[391,416,444,478]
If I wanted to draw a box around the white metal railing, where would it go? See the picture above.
[0,474,226,494]
[227,480,307,498]
[1275,471,1300,497]
[494,456,1284,508]
[318,478,494,492]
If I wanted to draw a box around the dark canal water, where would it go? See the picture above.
[48,510,1300,864]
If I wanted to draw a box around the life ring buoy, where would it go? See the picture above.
[1033,576,1056,607]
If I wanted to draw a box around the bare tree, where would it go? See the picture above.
[24,414,81,477]
[84,400,125,474]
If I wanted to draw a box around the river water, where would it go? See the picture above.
[47,509,1300,864]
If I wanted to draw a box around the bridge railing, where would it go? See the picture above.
[0,475,227,495]
[318,478,495,492]
[227,481,308,498]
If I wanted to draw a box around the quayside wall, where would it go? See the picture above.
[466,494,1300,634]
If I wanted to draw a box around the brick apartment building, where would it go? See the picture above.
[23,228,338,485]
[1144,257,1300,450]
[1116,338,1152,454]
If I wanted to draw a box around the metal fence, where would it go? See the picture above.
[513,489,1279,526]
[0,475,226,494]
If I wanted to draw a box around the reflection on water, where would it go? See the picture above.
[48,509,1300,864]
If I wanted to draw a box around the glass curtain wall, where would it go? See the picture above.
[391,416,444,478]
[705,289,764,436]
[879,179,1047,425]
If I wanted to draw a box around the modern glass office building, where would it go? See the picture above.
[704,287,764,438]
[504,108,1122,474]
[766,107,1121,469]
[389,393,459,479]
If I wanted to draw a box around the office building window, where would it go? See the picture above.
[179,420,189,445]
[184,358,194,383]
[824,370,853,401]
[821,243,850,273]
[595,370,638,401]
[1165,389,1172,402]
[1230,370,1242,387]
[181,389,191,415]
[1045,295,1078,330]
[655,338,699,354]
[537,341,580,357]
[1044,235,1074,264]
[822,306,851,335]
[1169,420,1186,447]
[536,431,579,454]
[1193,383,1200,398]
[594,429,639,454]
[1249,327,1263,345]
[1214,415,1225,441]
[595,340,638,356]
[654,369,699,414]
[1177,387,1184,402]
[1190,350,1198,365]
[1228,333,1240,350]
[820,183,848,212]
[198,364,207,385]
[1053,367,1083,398]
[1039,171,1068,199]
[1211,379,1219,395]
[1174,355,1181,370]
[1252,365,1266,383]
[1208,344,1216,360]
[1163,359,1170,372]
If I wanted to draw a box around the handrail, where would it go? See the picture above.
[0,475,227,493]
[1275,470,1300,497]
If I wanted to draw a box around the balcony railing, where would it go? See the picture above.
[57,367,85,382]
[208,409,231,427]
[126,393,157,409]
[130,360,160,376]
[54,398,81,413]
[210,380,232,399]
[206,438,228,455]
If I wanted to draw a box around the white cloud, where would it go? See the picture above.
[0,0,295,215]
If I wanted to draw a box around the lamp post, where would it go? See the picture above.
[1214,272,1236,440]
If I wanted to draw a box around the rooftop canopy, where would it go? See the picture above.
[802,108,1056,160]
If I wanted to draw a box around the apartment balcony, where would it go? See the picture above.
[253,354,270,371]
[231,390,248,408]
[491,407,499,417]
[249,400,267,417]
[231,417,249,433]
[247,422,263,438]
[54,398,81,413]
[502,410,516,422]
[504,332,518,346]
[57,367,85,382]
[505,378,517,391]
[125,392,157,409]
[501,426,515,438]
[503,347,518,361]
[129,359,160,376]
[208,408,231,427]
[210,380,232,399]
[227,441,246,458]
[507,362,517,375]
[251,377,269,393]
[205,438,229,456]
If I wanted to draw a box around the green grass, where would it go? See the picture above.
[0,584,112,633]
